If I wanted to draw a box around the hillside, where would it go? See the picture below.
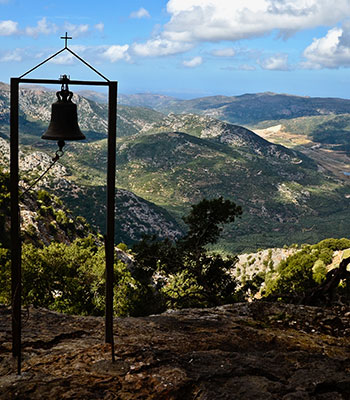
[65,120,350,251]
[1,302,349,399]
[0,83,165,143]
[0,166,95,249]
[1,83,350,251]
[100,90,350,180]
[118,92,179,110]
[119,91,350,125]
[0,137,183,245]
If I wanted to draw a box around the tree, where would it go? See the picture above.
[180,197,242,254]
[0,237,107,315]
[132,197,242,310]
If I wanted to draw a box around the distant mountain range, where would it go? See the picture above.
[1,82,350,252]
[115,91,350,126]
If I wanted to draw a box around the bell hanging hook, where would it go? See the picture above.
[57,74,73,102]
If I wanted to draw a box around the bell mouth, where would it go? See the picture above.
[41,132,86,140]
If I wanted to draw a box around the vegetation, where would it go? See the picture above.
[2,86,350,252]
[262,238,350,304]
[1,189,349,316]
[1,236,103,314]
[0,167,10,247]
[1,87,350,315]
[0,197,243,316]
[132,197,243,311]
[62,124,350,253]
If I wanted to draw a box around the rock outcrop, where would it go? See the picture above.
[1,302,349,399]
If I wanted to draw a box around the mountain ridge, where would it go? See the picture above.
[116,90,350,125]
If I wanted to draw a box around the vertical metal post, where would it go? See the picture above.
[10,78,22,374]
[105,81,117,360]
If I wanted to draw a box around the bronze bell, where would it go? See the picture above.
[42,78,86,141]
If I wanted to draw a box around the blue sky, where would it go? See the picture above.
[1,0,350,99]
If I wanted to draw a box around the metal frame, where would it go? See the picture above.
[10,40,117,374]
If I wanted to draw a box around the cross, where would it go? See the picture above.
[60,32,72,48]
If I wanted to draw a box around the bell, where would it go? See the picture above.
[42,79,86,141]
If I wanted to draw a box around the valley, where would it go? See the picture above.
[253,121,350,180]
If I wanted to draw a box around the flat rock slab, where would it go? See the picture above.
[1,302,350,399]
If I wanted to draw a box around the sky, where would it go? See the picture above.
[1,0,350,99]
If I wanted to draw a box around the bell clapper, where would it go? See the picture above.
[53,140,65,161]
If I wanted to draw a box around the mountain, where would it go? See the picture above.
[118,93,180,110]
[0,164,94,248]
[0,83,165,143]
[77,89,108,104]
[0,137,183,245]
[1,83,350,252]
[60,185,184,244]
[79,90,180,109]
[65,116,350,251]
[254,113,350,146]
[119,91,350,126]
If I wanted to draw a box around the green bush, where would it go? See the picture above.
[0,234,162,317]
[161,270,204,309]
[19,240,105,315]
[264,238,350,301]
[37,189,51,206]
[312,259,327,284]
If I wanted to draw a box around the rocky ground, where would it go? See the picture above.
[0,302,350,399]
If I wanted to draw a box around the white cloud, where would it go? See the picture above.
[183,56,203,67]
[0,49,23,62]
[132,37,193,57]
[0,18,101,39]
[131,0,349,59]
[0,20,18,36]
[45,44,131,64]
[239,64,256,71]
[212,48,235,57]
[259,54,290,70]
[48,52,75,65]
[102,45,131,62]
[130,7,151,19]
[63,22,89,37]
[25,17,57,38]
[94,23,104,32]
[164,0,350,43]
[302,25,350,68]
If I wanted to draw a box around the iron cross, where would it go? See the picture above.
[60,32,72,48]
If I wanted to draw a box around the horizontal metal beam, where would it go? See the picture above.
[17,78,115,87]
